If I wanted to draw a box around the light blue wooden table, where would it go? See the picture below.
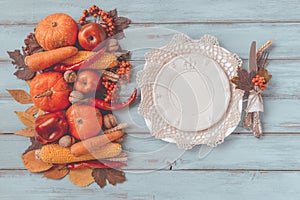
[1,0,300,199]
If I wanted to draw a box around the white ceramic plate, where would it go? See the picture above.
[153,53,231,132]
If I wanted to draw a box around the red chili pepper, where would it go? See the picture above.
[90,88,137,110]
[54,47,106,72]
[67,161,127,170]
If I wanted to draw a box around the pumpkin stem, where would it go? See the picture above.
[34,89,53,98]
[51,22,57,27]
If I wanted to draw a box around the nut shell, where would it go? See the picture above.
[103,114,118,129]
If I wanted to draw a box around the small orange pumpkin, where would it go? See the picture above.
[35,13,78,50]
[30,72,72,112]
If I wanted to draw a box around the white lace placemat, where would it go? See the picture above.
[136,34,244,150]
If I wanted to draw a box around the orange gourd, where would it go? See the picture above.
[35,13,78,50]
[30,72,72,112]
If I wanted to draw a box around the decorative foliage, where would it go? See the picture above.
[7,4,131,189]
[231,40,273,138]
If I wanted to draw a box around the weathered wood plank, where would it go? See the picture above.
[2,23,300,60]
[2,134,300,170]
[0,97,299,133]
[1,0,300,24]
[0,59,298,99]
[0,169,300,200]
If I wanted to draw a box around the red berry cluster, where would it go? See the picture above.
[252,75,267,91]
[101,77,119,102]
[79,5,115,37]
[117,61,132,83]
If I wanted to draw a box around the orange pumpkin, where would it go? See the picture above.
[66,104,103,140]
[35,13,78,50]
[30,72,72,112]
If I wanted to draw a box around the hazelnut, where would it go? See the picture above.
[58,135,75,148]
[103,114,118,129]
[64,70,77,83]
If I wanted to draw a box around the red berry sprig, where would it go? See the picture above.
[117,61,132,83]
[79,5,115,37]
[252,75,267,91]
[101,77,119,102]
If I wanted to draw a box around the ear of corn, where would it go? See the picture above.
[39,143,122,164]
[61,51,118,69]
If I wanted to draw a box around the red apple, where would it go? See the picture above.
[78,23,107,51]
[75,70,100,93]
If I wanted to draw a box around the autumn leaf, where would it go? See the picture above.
[231,68,256,92]
[7,89,32,104]
[69,167,95,187]
[15,127,36,137]
[258,68,272,83]
[23,33,44,56]
[15,111,36,127]
[22,150,53,173]
[43,165,69,180]
[108,9,131,39]
[25,105,39,116]
[23,137,43,155]
[92,168,126,188]
[7,50,35,80]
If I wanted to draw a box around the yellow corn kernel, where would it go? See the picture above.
[39,143,122,164]
[61,51,118,69]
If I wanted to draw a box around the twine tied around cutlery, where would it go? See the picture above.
[243,87,264,138]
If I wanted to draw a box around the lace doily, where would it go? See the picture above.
[136,34,244,150]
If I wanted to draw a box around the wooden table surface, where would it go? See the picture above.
[1,0,300,199]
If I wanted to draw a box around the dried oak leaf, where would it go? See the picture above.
[44,164,69,180]
[7,89,33,104]
[92,168,126,188]
[25,105,39,116]
[258,68,272,83]
[22,150,53,173]
[23,33,44,56]
[69,167,95,187]
[23,137,43,155]
[231,68,256,91]
[7,50,35,80]
[109,9,131,39]
[15,127,36,137]
[14,111,36,127]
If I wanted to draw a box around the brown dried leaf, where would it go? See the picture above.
[69,167,94,187]
[258,68,272,83]
[23,137,43,155]
[7,50,35,80]
[109,9,118,19]
[44,164,69,180]
[15,111,36,127]
[7,89,32,104]
[22,150,53,172]
[231,68,255,91]
[105,168,126,186]
[92,168,126,188]
[23,33,44,56]
[92,168,107,188]
[25,105,39,116]
[15,127,36,137]
[114,17,131,32]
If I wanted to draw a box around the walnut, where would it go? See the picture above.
[64,70,77,83]
[103,114,118,129]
